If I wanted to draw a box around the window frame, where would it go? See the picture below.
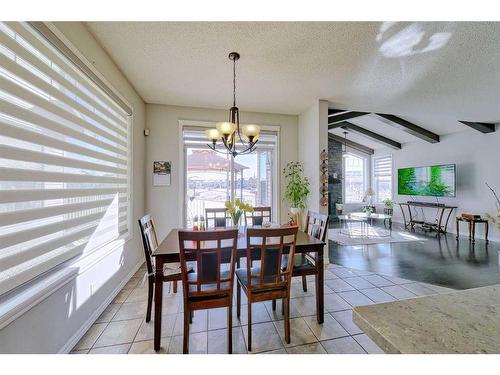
[179,121,280,227]
[342,151,369,204]
[372,154,393,204]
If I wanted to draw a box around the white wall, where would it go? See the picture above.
[145,104,298,240]
[298,100,329,262]
[375,129,500,242]
[0,22,146,353]
[298,100,329,215]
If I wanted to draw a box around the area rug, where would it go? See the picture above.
[329,225,427,246]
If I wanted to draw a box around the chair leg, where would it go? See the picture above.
[284,297,291,344]
[302,275,308,292]
[227,305,233,354]
[236,283,241,318]
[281,298,285,315]
[247,302,252,352]
[183,307,190,354]
[190,311,193,324]
[173,280,178,293]
[272,299,276,311]
[145,277,154,322]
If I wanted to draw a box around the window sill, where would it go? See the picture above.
[0,236,131,330]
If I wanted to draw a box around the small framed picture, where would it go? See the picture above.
[153,161,171,186]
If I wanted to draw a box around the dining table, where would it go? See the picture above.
[151,227,326,351]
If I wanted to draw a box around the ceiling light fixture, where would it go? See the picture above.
[205,52,260,157]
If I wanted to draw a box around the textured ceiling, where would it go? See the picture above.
[86,21,500,140]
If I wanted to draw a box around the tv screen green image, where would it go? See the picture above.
[398,164,456,197]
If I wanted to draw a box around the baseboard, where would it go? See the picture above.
[58,259,144,354]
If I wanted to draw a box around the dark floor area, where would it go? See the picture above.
[328,222,500,290]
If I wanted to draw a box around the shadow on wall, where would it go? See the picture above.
[0,194,143,353]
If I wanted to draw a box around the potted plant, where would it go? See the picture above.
[225,199,253,227]
[283,161,310,214]
[362,206,374,216]
[383,198,394,209]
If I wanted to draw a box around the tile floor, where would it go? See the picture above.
[329,223,500,290]
[71,262,454,354]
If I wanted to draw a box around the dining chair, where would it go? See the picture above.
[178,228,239,354]
[383,207,393,228]
[205,207,229,228]
[244,206,272,226]
[236,226,298,351]
[138,214,193,322]
[290,211,328,293]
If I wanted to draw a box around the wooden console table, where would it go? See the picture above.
[455,217,489,244]
[399,202,457,234]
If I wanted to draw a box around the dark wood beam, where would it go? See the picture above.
[328,111,369,126]
[340,122,402,150]
[375,113,440,143]
[328,109,344,116]
[459,121,496,134]
[328,132,374,155]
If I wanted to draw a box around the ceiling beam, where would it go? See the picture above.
[328,109,344,116]
[328,132,374,155]
[375,113,440,143]
[459,121,496,134]
[340,122,402,150]
[328,111,369,126]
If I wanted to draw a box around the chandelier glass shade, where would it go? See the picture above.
[205,52,260,157]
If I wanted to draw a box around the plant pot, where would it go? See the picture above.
[290,207,300,214]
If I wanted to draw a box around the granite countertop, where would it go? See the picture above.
[353,284,500,354]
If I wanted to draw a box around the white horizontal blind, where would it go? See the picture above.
[373,155,393,203]
[0,22,131,297]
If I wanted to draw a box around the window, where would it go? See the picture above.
[343,153,366,203]
[0,22,132,297]
[372,155,393,203]
[183,127,278,227]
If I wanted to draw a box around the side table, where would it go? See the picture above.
[455,217,489,244]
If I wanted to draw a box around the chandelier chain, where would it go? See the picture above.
[233,58,236,107]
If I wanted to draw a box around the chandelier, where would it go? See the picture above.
[205,52,261,157]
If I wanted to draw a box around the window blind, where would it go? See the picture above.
[373,155,393,203]
[0,22,131,297]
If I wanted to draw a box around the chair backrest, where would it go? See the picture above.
[245,226,298,291]
[304,210,329,242]
[138,214,159,276]
[178,228,239,298]
[205,208,229,228]
[245,206,272,226]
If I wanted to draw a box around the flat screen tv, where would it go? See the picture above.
[398,164,456,197]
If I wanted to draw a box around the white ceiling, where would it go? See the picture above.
[86,21,500,143]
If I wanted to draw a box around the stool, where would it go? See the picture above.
[455,217,489,244]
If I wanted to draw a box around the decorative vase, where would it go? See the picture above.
[290,207,300,214]
[231,212,242,227]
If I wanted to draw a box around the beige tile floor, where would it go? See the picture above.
[71,263,454,354]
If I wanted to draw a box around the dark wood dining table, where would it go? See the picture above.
[151,227,326,351]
